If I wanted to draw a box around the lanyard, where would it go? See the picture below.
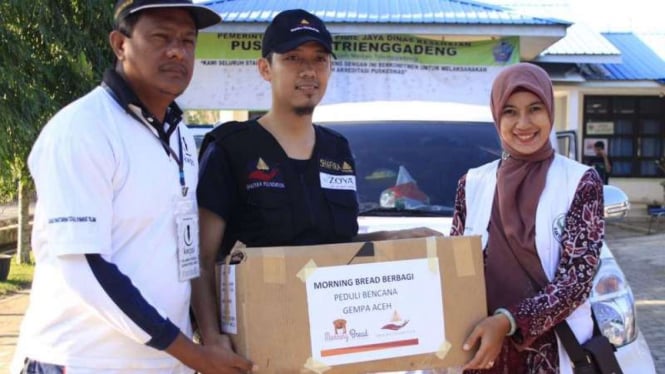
[162,127,187,197]
[102,83,188,196]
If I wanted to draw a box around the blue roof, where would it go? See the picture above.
[202,0,564,25]
[538,23,620,63]
[590,33,665,82]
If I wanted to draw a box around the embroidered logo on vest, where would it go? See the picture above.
[247,158,285,190]
[552,213,566,242]
[256,158,269,171]
[320,159,354,173]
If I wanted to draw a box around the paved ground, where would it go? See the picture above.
[605,222,665,373]
[0,208,663,373]
[0,290,28,372]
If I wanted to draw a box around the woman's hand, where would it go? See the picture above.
[462,314,511,370]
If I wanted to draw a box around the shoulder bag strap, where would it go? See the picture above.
[555,321,591,367]
[507,242,598,368]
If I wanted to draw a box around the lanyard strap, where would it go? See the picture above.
[102,83,188,196]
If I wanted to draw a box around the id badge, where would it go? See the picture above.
[175,196,200,282]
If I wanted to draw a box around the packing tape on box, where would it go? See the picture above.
[303,357,331,373]
[453,238,476,277]
[426,236,438,273]
[297,259,318,282]
[262,247,287,284]
[436,340,452,360]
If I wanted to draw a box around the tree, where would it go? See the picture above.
[0,0,113,263]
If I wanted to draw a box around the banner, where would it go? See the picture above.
[179,34,519,109]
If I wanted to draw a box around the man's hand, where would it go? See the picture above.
[166,333,256,374]
[196,342,257,374]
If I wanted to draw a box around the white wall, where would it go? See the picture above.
[612,178,665,205]
[553,94,567,132]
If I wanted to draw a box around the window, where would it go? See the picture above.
[585,97,609,114]
[640,97,661,114]
[248,110,267,120]
[583,95,665,178]
[322,121,501,215]
[612,97,636,114]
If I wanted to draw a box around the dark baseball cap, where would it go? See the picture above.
[261,9,335,58]
[113,0,221,30]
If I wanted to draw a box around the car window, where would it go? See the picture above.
[322,121,501,216]
[186,124,214,153]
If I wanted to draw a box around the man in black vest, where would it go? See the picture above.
[192,8,440,363]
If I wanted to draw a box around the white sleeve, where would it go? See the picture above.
[57,254,180,349]
[28,117,115,256]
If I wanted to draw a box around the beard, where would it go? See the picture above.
[293,105,315,117]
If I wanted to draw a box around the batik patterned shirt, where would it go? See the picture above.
[450,169,604,374]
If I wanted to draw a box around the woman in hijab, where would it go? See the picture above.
[450,63,604,373]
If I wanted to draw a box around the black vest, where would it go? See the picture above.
[201,120,359,256]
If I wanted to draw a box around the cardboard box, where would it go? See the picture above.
[217,235,486,373]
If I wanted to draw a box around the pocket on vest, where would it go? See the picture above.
[324,189,359,238]
[246,190,293,243]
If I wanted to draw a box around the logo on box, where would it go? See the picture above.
[381,310,410,331]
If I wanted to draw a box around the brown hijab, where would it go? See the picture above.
[485,63,556,312]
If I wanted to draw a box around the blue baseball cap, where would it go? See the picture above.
[261,9,335,58]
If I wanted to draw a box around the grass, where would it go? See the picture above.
[0,254,34,298]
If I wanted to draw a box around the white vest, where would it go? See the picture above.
[464,154,592,374]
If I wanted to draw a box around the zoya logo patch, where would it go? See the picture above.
[320,172,356,191]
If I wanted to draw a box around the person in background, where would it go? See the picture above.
[450,63,604,373]
[11,1,253,373]
[586,140,612,184]
[192,8,440,360]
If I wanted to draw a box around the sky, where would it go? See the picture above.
[482,0,664,33]
[568,0,663,33]
[481,0,665,60]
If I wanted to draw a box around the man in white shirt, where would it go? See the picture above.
[11,1,253,373]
